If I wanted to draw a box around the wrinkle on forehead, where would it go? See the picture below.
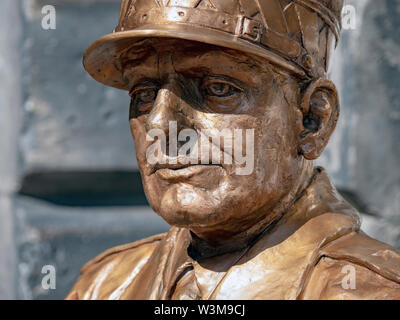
[120,38,266,88]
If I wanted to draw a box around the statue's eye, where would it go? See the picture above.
[135,87,157,104]
[203,80,242,98]
[129,83,159,116]
[201,78,244,113]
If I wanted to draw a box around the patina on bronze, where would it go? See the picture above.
[67,0,400,300]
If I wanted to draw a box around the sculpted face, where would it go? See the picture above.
[124,38,332,245]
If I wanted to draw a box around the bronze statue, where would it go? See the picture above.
[66,0,400,300]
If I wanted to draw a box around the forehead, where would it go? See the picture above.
[120,38,269,86]
[122,38,259,64]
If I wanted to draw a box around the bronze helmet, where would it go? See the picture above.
[83,0,344,90]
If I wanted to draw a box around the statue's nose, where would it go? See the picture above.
[145,88,176,134]
[145,77,191,135]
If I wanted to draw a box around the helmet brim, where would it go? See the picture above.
[83,23,306,90]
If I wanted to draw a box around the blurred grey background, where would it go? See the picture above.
[0,0,399,299]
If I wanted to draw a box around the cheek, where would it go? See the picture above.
[129,119,147,169]
[253,108,300,189]
[129,118,143,140]
[252,78,300,162]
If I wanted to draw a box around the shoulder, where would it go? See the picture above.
[65,232,166,300]
[80,232,166,274]
[302,232,400,299]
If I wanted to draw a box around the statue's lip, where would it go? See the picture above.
[153,161,197,171]
[150,156,224,173]
[153,164,223,180]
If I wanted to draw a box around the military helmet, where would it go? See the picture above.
[83,0,344,90]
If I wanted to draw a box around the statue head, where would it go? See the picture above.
[83,0,344,247]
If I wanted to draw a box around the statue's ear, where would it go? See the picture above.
[298,78,340,160]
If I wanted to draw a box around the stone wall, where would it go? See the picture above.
[0,0,21,300]
[0,0,399,299]
[318,0,400,247]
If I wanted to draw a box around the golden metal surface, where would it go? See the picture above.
[68,0,400,300]
[67,169,400,299]
[83,0,343,89]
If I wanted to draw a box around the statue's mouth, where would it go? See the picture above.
[153,163,224,181]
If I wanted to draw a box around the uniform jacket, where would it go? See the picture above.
[66,168,400,300]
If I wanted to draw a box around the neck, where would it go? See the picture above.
[189,162,315,260]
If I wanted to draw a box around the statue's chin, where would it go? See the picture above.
[153,183,229,228]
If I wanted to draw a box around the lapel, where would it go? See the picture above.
[120,226,192,299]
[210,213,358,299]
[122,168,360,300]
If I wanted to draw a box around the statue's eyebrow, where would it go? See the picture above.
[122,66,160,90]
[121,51,159,88]
[121,47,261,88]
[173,53,259,88]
